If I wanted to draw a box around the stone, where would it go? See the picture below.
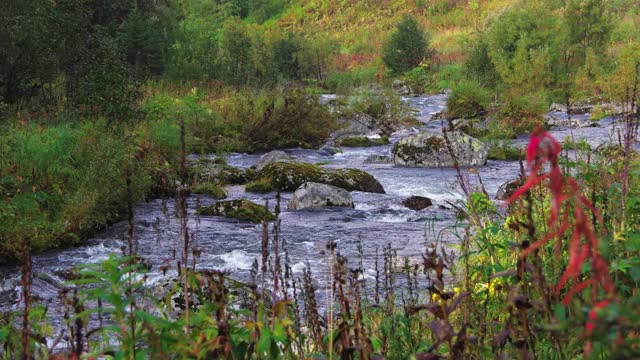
[287,182,354,211]
[495,178,525,200]
[197,200,274,223]
[392,131,488,167]
[256,162,385,194]
[402,196,433,211]
[332,112,380,140]
[189,159,249,185]
[253,150,294,171]
[392,79,417,96]
[364,155,393,164]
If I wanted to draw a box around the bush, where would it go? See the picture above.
[403,65,431,93]
[382,15,432,74]
[496,93,548,134]
[446,80,492,118]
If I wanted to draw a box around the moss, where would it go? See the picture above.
[337,136,390,147]
[189,163,248,185]
[315,160,334,165]
[424,136,445,151]
[191,183,228,199]
[393,142,426,163]
[197,200,274,223]
[245,178,274,193]
[255,162,385,193]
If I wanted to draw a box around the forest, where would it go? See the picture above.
[1,0,640,358]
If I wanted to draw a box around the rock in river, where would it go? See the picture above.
[253,150,294,171]
[392,131,488,167]
[255,162,385,194]
[288,182,354,211]
[402,196,433,211]
[197,200,274,223]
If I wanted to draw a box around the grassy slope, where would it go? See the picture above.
[274,0,511,65]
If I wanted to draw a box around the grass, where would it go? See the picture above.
[191,183,228,199]
[245,178,274,193]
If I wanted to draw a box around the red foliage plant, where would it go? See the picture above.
[507,127,615,306]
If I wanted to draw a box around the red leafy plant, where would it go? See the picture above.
[507,128,615,305]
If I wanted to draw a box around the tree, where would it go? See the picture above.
[565,0,612,64]
[0,0,59,104]
[484,1,564,95]
[219,19,254,85]
[382,15,431,74]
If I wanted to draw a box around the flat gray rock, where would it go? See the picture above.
[287,182,354,211]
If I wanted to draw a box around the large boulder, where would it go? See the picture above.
[253,150,294,171]
[256,162,385,194]
[402,196,433,211]
[392,80,417,96]
[332,112,379,140]
[197,200,274,223]
[288,182,354,211]
[392,131,488,167]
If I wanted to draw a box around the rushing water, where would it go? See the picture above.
[0,93,625,332]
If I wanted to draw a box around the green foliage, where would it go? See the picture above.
[0,0,58,103]
[464,38,500,89]
[495,92,548,133]
[382,15,431,74]
[402,66,431,94]
[220,19,254,85]
[484,1,564,94]
[446,80,492,118]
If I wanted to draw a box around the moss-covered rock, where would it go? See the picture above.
[189,158,250,185]
[196,200,274,223]
[337,136,390,147]
[255,162,385,193]
[191,183,228,199]
[393,131,488,167]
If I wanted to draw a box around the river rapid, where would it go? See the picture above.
[0,93,625,332]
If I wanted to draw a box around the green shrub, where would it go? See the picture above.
[382,15,432,74]
[191,183,228,199]
[403,66,431,93]
[562,137,592,151]
[446,80,492,118]
[496,93,548,134]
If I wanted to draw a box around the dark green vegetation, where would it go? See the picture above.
[382,15,432,74]
[2,0,640,358]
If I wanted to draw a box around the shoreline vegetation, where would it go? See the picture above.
[1,0,640,358]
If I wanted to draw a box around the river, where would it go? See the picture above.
[0,93,624,334]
